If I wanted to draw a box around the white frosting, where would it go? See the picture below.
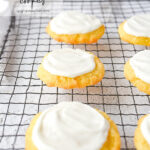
[32,102,110,150]
[124,14,150,37]
[50,11,102,34]
[141,114,150,145]
[42,48,95,78]
[130,50,150,84]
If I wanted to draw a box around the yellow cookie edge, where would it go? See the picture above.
[25,110,120,150]
[134,114,150,150]
[118,22,150,46]
[37,52,105,89]
[46,23,105,44]
[124,61,150,95]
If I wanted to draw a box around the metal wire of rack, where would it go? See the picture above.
[0,0,150,149]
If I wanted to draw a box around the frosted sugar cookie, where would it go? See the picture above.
[37,48,105,89]
[118,14,150,46]
[46,11,105,44]
[25,102,120,150]
[134,114,150,150]
[124,50,150,95]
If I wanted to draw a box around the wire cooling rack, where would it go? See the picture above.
[0,0,150,149]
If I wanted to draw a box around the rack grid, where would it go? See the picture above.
[0,0,150,149]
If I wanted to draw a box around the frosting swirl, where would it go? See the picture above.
[124,14,150,37]
[42,48,95,78]
[32,102,110,150]
[50,11,102,34]
[130,50,150,84]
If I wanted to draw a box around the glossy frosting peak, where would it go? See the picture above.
[50,11,102,34]
[130,50,150,84]
[43,48,95,78]
[32,102,110,150]
[124,14,150,37]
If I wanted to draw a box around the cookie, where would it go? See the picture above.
[46,11,105,44]
[134,114,150,150]
[118,14,150,46]
[124,50,150,95]
[25,102,120,150]
[37,48,105,89]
